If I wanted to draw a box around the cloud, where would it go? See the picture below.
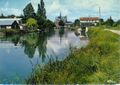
[1,8,22,15]
[64,0,117,12]
[45,0,71,21]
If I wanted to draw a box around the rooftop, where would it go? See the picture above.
[80,17,99,21]
[0,18,21,26]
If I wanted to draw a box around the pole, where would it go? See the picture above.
[99,7,101,26]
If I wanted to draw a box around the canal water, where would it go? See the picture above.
[0,29,88,83]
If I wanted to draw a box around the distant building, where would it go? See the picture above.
[65,21,73,28]
[55,12,72,28]
[0,18,22,29]
[80,17,99,28]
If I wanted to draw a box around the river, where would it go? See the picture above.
[0,28,88,83]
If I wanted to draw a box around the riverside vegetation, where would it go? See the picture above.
[26,28,120,84]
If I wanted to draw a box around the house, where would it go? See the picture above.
[80,17,99,28]
[0,18,22,29]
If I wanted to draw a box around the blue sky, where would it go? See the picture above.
[0,0,120,21]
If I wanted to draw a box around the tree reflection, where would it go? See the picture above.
[0,28,64,62]
[11,35,20,46]
[22,29,55,60]
[0,35,21,46]
[59,27,65,43]
[37,33,47,62]
[22,33,38,58]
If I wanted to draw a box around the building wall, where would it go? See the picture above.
[80,20,99,28]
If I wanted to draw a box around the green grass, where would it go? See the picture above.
[26,28,120,84]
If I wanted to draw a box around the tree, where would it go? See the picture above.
[23,3,35,19]
[37,0,46,19]
[112,19,120,27]
[74,19,80,26]
[37,35,47,62]
[8,14,16,18]
[99,18,104,25]
[43,19,55,28]
[59,20,65,26]
[116,20,120,25]
[40,0,46,19]
[26,18,38,30]
[23,0,54,30]
[0,13,5,18]
[105,16,114,26]
[36,0,47,29]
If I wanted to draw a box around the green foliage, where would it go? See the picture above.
[105,16,114,26]
[74,19,80,26]
[36,0,47,29]
[43,20,55,28]
[22,0,54,29]
[116,20,120,25]
[26,28,120,84]
[0,29,21,36]
[36,15,45,29]
[98,18,105,25]
[59,20,65,26]
[23,3,35,19]
[26,18,38,30]
[0,29,18,34]
[113,20,120,27]
[37,0,46,19]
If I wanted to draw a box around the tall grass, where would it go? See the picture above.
[26,28,120,84]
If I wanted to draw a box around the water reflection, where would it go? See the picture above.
[0,28,89,61]
[0,28,88,83]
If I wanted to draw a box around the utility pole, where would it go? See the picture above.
[99,7,101,26]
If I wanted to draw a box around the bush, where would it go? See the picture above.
[26,18,38,30]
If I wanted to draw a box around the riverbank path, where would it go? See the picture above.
[105,29,120,35]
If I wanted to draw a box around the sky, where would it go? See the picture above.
[0,0,120,21]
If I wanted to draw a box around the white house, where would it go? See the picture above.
[0,18,22,29]
[80,17,99,28]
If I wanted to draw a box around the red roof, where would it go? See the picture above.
[80,17,99,21]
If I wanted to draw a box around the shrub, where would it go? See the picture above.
[26,18,38,30]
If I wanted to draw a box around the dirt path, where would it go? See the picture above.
[105,29,120,35]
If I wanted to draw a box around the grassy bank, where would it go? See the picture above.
[0,29,35,36]
[26,28,120,84]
